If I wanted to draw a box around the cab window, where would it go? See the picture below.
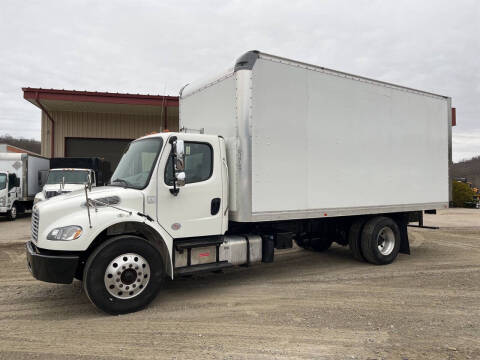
[8,174,17,190]
[165,142,213,185]
[0,174,6,190]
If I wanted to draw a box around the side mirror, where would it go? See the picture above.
[169,137,186,196]
[175,171,186,187]
[16,178,20,187]
[174,140,185,171]
[39,170,49,187]
[87,173,92,191]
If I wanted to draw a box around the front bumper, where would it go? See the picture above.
[26,241,79,284]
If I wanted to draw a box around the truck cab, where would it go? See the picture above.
[27,132,229,314]
[34,168,96,204]
[0,171,20,220]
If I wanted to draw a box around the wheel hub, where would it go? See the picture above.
[377,226,395,256]
[104,253,150,299]
[120,268,137,285]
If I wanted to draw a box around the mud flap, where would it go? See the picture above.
[398,217,410,255]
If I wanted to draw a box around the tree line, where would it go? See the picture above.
[0,134,41,154]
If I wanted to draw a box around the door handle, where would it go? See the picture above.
[211,198,221,215]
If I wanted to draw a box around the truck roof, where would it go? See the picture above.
[49,168,91,172]
[137,132,220,142]
[182,50,449,100]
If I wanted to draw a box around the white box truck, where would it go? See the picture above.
[0,153,50,220]
[26,51,451,314]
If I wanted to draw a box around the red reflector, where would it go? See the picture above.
[199,252,210,257]
[452,108,456,126]
[324,213,328,216]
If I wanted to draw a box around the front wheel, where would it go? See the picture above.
[7,204,17,221]
[83,235,164,314]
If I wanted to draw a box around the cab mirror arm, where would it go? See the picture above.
[169,151,179,196]
[169,136,185,196]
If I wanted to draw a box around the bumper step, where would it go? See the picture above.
[174,261,232,276]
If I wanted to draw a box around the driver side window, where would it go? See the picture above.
[8,174,17,190]
[165,142,213,185]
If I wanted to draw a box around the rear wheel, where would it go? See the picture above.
[83,235,164,314]
[348,217,367,261]
[360,216,400,265]
[7,204,17,221]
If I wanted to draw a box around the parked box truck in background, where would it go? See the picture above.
[26,51,451,314]
[0,153,49,220]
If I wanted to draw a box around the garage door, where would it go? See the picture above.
[65,138,132,174]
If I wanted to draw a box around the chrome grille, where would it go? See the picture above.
[31,208,39,242]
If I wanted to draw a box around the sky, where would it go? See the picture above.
[0,0,479,162]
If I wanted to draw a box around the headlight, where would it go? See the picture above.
[47,226,83,241]
[0,197,5,206]
[33,197,41,205]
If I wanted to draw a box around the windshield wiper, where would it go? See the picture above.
[110,178,131,187]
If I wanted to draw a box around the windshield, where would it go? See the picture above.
[47,170,89,185]
[0,174,6,190]
[110,137,163,189]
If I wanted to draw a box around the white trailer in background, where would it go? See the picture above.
[0,153,49,220]
[26,51,451,314]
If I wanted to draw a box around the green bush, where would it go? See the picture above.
[452,181,475,207]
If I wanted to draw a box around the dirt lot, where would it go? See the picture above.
[0,209,479,359]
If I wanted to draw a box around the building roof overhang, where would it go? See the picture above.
[22,88,179,116]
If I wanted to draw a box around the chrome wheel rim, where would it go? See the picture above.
[104,253,150,299]
[11,206,16,218]
[377,226,395,256]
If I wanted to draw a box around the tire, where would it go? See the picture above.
[310,237,333,252]
[7,204,17,221]
[360,216,401,265]
[83,235,164,315]
[294,236,306,249]
[348,218,367,262]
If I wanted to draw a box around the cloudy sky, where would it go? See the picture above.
[0,0,479,161]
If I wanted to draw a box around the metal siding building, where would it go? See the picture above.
[23,88,179,172]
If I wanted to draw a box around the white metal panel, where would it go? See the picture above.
[251,57,449,214]
[180,74,238,212]
[251,59,309,211]
[26,155,50,197]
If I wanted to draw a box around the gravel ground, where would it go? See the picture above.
[0,209,479,359]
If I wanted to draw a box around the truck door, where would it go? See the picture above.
[156,136,224,238]
[7,174,18,205]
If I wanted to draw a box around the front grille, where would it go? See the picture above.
[31,208,39,242]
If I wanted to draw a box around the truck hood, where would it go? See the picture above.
[34,186,145,250]
[43,183,87,193]
[37,186,143,212]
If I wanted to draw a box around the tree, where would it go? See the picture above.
[452,181,475,207]
[0,134,41,154]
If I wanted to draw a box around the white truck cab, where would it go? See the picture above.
[26,51,451,315]
[34,168,96,204]
[28,132,229,314]
[0,171,20,220]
